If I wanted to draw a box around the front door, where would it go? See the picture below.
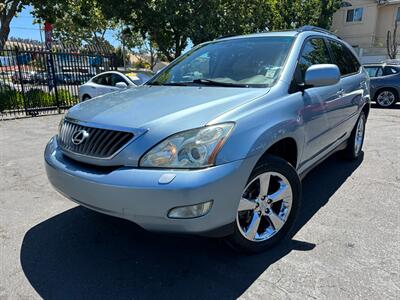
[296,37,343,163]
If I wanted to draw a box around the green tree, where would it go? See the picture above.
[121,30,161,70]
[31,0,116,50]
[272,0,341,30]
[98,0,341,61]
[189,0,276,45]
[0,0,29,50]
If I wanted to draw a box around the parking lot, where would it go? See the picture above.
[0,105,399,299]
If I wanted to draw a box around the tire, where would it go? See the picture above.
[375,89,398,108]
[82,95,91,102]
[342,112,366,160]
[226,155,301,254]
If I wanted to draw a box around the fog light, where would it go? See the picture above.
[168,200,213,219]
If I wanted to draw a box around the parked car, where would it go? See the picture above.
[78,71,153,101]
[0,79,15,91]
[33,72,48,84]
[364,63,400,108]
[45,26,370,253]
[12,71,36,84]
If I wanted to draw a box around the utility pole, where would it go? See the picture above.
[121,25,126,71]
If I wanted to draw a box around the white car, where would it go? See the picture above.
[78,71,152,101]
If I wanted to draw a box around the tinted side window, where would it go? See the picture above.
[111,74,127,86]
[328,40,360,76]
[93,74,112,86]
[383,66,400,76]
[365,67,381,77]
[298,38,332,81]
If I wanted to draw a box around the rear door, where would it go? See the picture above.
[326,39,365,141]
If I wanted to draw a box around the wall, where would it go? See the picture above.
[375,4,400,46]
[331,0,378,48]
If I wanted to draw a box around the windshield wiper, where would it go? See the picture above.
[148,79,249,87]
[148,81,190,86]
[192,79,249,88]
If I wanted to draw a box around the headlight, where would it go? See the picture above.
[140,123,234,168]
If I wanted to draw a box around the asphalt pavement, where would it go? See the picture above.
[0,105,399,299]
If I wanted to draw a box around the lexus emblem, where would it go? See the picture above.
[71,129,89,145]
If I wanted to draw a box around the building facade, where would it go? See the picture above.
[331,0,400,63]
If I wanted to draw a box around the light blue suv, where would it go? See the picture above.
[45,26,370,253]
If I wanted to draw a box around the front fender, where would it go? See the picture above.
[213,90,305,170]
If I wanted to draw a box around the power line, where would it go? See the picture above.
[10,26,41,31]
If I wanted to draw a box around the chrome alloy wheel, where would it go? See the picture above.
[354,114,365,156]
[236,172,293,242]
[376,91,396,107]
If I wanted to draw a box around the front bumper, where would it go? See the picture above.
[44,136,257,237]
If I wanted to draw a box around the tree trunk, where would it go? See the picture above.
[0,1,22,51]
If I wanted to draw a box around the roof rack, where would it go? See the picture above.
[297,25,341,39]
[215,34,237,40]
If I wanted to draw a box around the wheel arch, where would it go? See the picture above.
[361,103,370,120]
[374,87,399,102]
[81,94,91,101]
[257,137,299,169]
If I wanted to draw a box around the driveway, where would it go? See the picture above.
[0,105,399,299]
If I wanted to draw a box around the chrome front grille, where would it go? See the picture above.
[58,119,134,158]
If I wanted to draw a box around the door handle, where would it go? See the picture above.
[336,89,344,97]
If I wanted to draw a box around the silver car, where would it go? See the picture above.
[45,26,370,253]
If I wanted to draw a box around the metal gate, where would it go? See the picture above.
[0,42,116,119]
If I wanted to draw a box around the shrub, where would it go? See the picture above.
[56,89,76,107]
[0,89,24,112]
[25,89,55,108]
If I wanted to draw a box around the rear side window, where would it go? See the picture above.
[298,38,332,81]
[383,66,400,76]
[328,40,360,76]
[365,66,382,77]
[93,74,112,86]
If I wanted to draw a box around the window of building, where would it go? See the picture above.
[396,7,400,22]
[346,8,363,22]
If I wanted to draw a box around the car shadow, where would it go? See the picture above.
[20,153,364,300]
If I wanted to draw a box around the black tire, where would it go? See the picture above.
[342,112,366,160]
[82,95,91,102]
[226,155,301,254]
[374,89,398,108]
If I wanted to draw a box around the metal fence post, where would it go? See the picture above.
[15,46,28,116]
[46,48,60,113]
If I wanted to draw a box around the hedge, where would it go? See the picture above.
[0,88,76,112]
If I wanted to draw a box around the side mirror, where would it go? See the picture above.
[115,82,128,89]
[304,64,340,88]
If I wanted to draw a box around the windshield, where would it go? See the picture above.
[125,72,152,85]
[148,36,294,88]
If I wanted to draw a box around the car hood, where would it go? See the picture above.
[67,85,269,131]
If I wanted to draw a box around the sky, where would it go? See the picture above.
[9,5,120,46]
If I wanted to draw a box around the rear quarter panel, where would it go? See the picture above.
[370,74,400,100]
